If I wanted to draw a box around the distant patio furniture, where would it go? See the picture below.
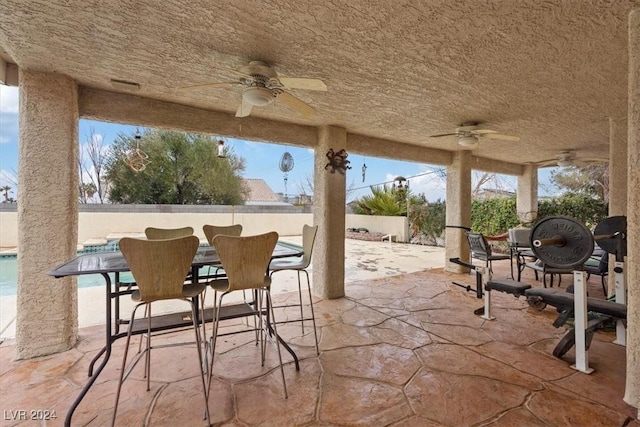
[507,228,537,281]
[144,226,194,240]
[585,250,609,296]
[466,232,510,273]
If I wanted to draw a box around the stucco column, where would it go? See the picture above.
[445,151,472,273]
[16,71,79,358]
[625,7,640,414]
[516,164,538,223]
[608,116,628,298]
[312,126,346,299]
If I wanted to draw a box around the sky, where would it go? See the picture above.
[0,84,559,203]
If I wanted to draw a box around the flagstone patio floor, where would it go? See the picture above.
[0,258,637,426]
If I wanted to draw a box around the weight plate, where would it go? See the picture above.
[530,216,594,269]
[594,216,626,257]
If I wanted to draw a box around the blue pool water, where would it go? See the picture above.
[0,240,218,297]
[0,240,129,297]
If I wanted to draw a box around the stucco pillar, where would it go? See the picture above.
[516,164,538,223]
[608,116,628,298]
[445,151,472,273]
[625,7,640,414]
[16,71,79,358]
[312,126,346,299]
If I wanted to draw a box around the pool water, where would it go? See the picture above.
[0,240,218,297]
[0,257,135,296]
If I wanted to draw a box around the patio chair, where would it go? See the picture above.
[466,232,510,273]
[208,232,288,398]
[144,226,194,240]
[269,224,319,355]
[585,250,609,296]
[507,228,537,281]
[112,236,210,427]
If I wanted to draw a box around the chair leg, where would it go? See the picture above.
[601,275,608,297]
[146,304,152,391]
[297,270,304,333]
[112,303,144,427]
[265,288,288,399]
[303,270,320,355]
[188,298,211,427]
[208,291,223,377]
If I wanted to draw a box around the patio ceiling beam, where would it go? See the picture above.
[470,156,524,176]
[78,86,318,148]
[347,133,453,166]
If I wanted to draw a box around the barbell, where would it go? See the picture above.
[530,215,627,269]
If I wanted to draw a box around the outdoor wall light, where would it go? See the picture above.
[393,176,407,189]
[324,149,351,175]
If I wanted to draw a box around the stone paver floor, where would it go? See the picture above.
[0,259,638,426]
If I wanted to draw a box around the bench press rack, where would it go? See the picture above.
[525,215,627,373]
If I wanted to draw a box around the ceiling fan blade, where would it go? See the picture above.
[430,132,458,138]
[279,77,327,92]
[235,97,253,118]
[277,91,317,117]
[178,82,239,91]
[536,160,560,168]
[473,129,498,134]
[483,133,521,142]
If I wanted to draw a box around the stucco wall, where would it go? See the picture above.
[0,206,407,246]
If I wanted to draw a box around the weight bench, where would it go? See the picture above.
[524,287,627,358]
[449,257,533,319]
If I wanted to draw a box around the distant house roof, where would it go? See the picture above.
[242,178,280,203]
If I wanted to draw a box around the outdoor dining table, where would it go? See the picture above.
[48,240,303,427]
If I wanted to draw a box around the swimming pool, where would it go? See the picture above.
[0,240,222,296]
[0,241,133,296]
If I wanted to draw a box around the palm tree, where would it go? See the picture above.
[1,185,11,203]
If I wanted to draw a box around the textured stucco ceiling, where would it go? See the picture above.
[0,0,638,166]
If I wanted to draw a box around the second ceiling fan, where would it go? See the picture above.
[178,61,327,118]
[430,122,520,148]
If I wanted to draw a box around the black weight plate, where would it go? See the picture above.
[530,216,594,269]
[594,216,626,256]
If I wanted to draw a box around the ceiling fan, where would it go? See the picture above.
[430,122,520,148]
[537,151,608,168]
[178,60,327,118]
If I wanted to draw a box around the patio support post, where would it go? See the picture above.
[445,150,472,273]
[15,71,79,358]
[516,164,538,223]
[625,7,640,415]
[608,116,628,298]
[312,126,347,299]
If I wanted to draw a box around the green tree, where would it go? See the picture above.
[104,130,247,204]
[549,163,609,202]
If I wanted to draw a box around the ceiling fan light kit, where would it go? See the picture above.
[458,135,478,147]
[243,87,274,106]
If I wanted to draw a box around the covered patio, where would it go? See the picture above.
[1,0,639,423]
[1,260,636,426]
